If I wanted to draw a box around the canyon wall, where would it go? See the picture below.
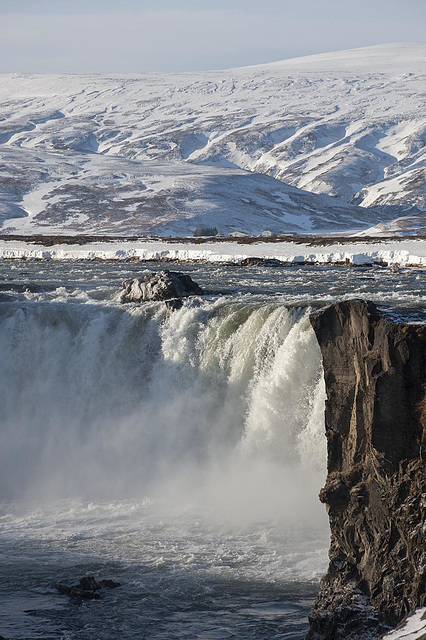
[308,299,426,639]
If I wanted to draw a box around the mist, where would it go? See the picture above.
[0,298,327,530]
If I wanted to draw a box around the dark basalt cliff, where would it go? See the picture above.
[308,299,426,640]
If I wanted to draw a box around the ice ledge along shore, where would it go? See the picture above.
[1,239,426,267]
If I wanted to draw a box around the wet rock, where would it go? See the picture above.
[165,298,183,311]
[79,576,101,591]
[54,576,121,602]
[54,583,101,601]
[240,257,283,267]
[308,300,426,639]
[120,270,203,306]
[98,579,121,589]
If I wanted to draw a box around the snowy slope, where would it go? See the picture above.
[0,44,425,236]
[383,608,426,639]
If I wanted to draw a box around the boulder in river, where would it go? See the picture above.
[240,257,283,267]
[54,576,121,602]
[120,270,203,308]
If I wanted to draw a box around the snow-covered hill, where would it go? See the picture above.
[0,44,425,236]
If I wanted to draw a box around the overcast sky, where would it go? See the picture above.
[1,0,425,73]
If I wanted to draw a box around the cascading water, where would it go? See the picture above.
[7,263,396,640]
[0,297,326,511]
[2,260,424,639]
[0,262,333,640]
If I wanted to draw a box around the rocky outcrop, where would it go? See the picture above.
[54,576,121,602]
[240,257,283,267]
[308,299,426,640]
[120,270,203,309]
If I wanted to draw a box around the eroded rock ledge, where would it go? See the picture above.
[308,299,426,640]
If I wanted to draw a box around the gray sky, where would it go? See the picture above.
[1,0,425,73]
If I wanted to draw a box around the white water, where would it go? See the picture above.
[0,287,330,639]
[0,299,326,519]
[2,260,426,638]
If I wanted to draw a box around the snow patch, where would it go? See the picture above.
[383,608,426,639]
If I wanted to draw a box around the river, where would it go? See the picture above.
[0,260,424,639]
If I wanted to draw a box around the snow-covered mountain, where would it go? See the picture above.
[0,43,425,236]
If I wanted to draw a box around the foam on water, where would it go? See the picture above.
[2,260,422,639]
[0,298,326,517]
[0,283,330,638]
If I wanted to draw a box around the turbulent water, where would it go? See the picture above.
[0,260,425,640]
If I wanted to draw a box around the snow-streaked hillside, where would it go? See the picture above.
[0,44,425,236]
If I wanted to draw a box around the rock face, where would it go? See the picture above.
[121,270,203,308]
[308,299,426,640]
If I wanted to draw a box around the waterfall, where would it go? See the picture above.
[0,298,326,523]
